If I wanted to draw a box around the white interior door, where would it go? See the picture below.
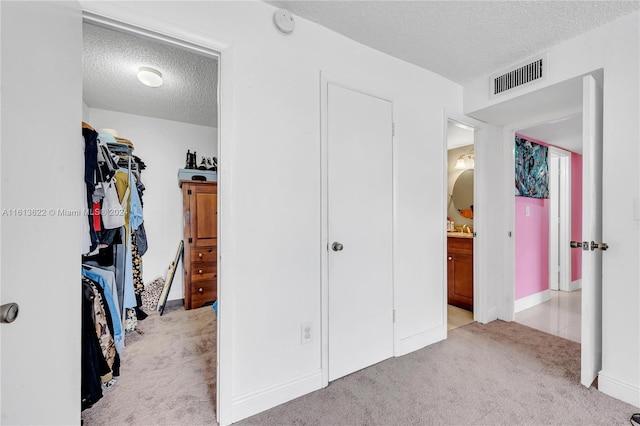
[580,74,604,387]
[1,2,83,423]
[327,83,393,381]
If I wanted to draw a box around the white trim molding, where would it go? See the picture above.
[396,326,446,357]
[514,289,551,313]
[569,279,582,292]
[231,370,323,423]
[598,371,640,408]
[548,146,572,293]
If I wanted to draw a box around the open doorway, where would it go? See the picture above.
[80,15,220,424]
[511,117,583,343]
[469,72,604,387]
[446,119,475,331]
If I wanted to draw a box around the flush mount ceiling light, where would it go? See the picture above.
[137,66,163,88]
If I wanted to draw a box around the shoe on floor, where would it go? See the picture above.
[631,413,640,426]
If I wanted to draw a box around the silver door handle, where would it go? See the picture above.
[0,303,19,324]
[570,241,589,251]
[591,241,608,251]
[332,242,344,252]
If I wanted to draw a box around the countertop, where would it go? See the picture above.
[447,231,474,239]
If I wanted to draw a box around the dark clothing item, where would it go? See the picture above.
[82,243,114,267]
[83,127,100,252]
[135,222,148,256]
[81,279,104,410]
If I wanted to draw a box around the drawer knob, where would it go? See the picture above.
[198,253,203,258]
[198,287,203,293]
[198,269,203,274]
[448,256,453,261]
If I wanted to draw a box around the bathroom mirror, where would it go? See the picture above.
[452,169,474,219]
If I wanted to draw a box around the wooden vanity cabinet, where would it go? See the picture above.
[180,180,217,310]
[447,236,473,312]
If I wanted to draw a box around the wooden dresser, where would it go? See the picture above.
[180,180,217,310]
[447,235,473,312]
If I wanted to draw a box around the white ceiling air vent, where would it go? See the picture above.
[490,54,547,97]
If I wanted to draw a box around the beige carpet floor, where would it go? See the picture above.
[239,321,638,426]
[82,306,638,426]
[81,303,217,425]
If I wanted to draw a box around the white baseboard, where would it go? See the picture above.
[481,307,500,324]
[598,371,640,408]
[514,289,551,313]
[569,279,582,291]
[231,369,323,423]
[396,326,446,357]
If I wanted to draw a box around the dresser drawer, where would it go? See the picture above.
[189,263,217,282]
[190,279,216,308]
[190,247,216,263]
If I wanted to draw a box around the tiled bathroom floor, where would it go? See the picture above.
[448,304,474,331]
[515,289,582,342]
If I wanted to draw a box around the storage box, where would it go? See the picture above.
[178,168,217,182]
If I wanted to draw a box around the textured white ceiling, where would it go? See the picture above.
[267,1,640,84]
[83,2,639,128]
[83,22,218,127]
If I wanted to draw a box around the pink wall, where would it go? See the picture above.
[515,197,550,299]
[514,133,582,300]
[571,153,582,281]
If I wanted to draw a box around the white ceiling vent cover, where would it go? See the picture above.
[490,54,547,97]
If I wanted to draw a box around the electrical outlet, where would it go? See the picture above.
[301,322,312,345]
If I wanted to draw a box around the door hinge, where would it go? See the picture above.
[187,189,192,195]
[188,237,193,244]
[393,309,396,323]
[392,122,396,137]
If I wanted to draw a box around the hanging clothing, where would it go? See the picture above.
[131,229,148,321]
[82,266,124,354]
[81,279,105,410]
[83,126,100,253]
[88,280,117,383]
[81,182,91,255]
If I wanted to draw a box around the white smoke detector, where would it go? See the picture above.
[273,9,295,35]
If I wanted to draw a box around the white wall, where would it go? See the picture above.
[465,11,640,407]
[82,2,463,423]
[82,100,90,122]
[87,108,217,302]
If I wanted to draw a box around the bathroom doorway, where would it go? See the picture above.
[446,119,475,331]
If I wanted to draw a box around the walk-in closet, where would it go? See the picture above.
[80,18,219,421]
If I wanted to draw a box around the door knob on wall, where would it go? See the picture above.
[0,303,19,324]
[332,242,344,252]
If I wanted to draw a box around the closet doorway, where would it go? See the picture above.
[80,14,220,424]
